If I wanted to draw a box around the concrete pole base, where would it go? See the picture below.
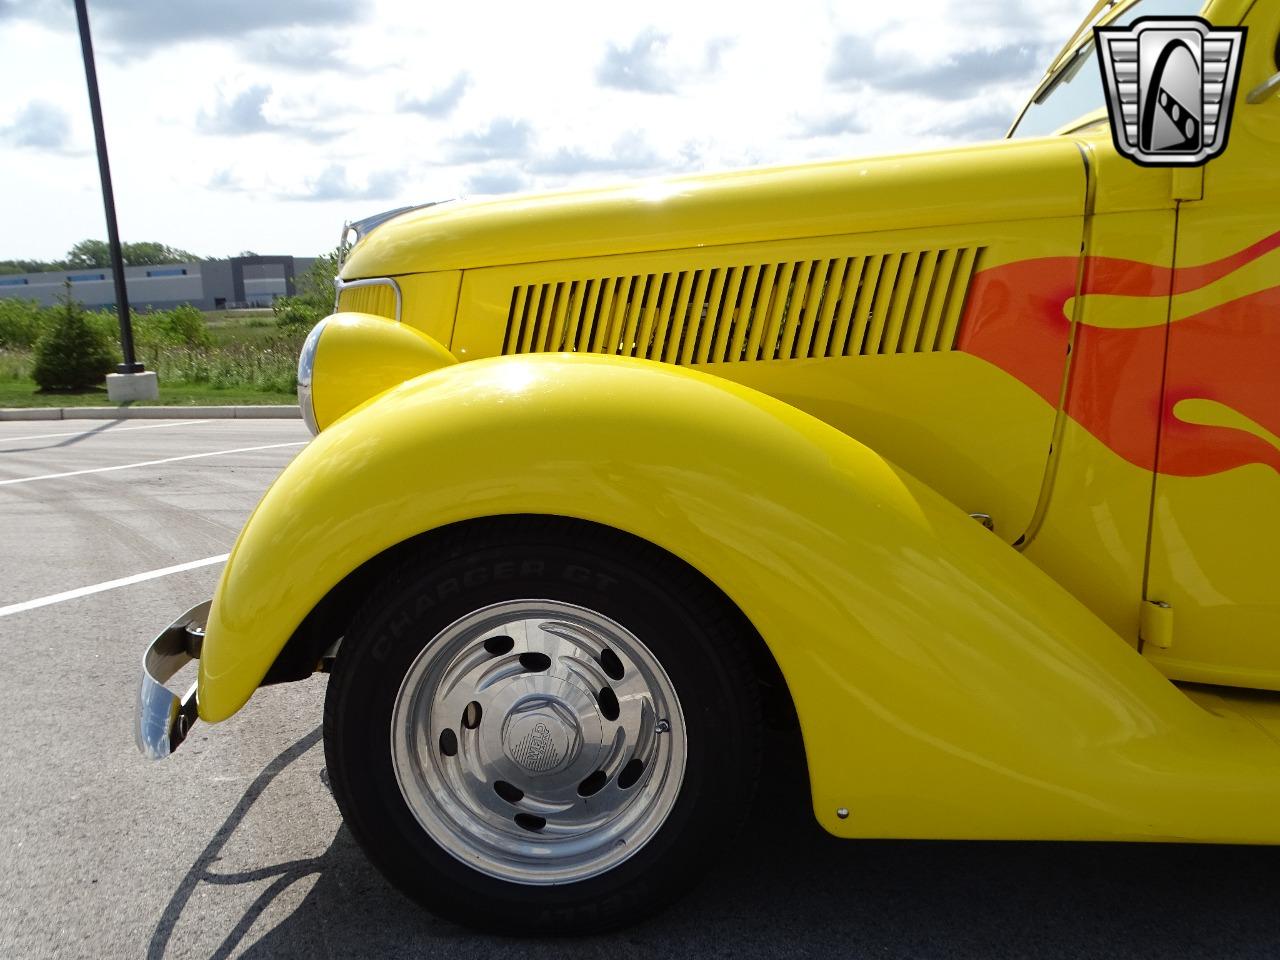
[106,371,160,403]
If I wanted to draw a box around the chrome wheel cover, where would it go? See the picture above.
[390,599,687,885]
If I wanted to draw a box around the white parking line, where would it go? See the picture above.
[0,420,209,444]
[0,553,229,618]
[0,441,307,486]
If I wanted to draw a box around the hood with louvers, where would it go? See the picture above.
[500,247,982,364]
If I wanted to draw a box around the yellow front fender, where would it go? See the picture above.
[201,353,1280,842]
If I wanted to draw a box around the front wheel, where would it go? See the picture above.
[323,519,762,934]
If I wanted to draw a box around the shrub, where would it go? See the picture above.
[274,248,338,332]
[86,308,119,342]
[135,304,212,348]
[169,304,213,346]
[31,299,118,390]
[273,296,325,331]
[0,299,49,348]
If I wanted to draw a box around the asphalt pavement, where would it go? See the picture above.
[0,417,1277,959]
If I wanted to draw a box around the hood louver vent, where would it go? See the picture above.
[502,247,982,363]
[336,281,398,320]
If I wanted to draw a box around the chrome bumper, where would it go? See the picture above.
[136,601,210,760]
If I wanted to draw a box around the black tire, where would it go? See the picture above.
[323,516,762,935]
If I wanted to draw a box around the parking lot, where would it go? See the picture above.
[0,417,1278,959]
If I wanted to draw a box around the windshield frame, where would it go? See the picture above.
[1006,0,1150,139]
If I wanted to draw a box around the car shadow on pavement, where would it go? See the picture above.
[146,727,326,960]
[152,725,1280,960]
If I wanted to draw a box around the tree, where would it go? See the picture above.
[295,250,340,308]
[274,249,339,331]
[121,241,198,265]
[65,239,198,267]
[65,239,111,267]
[2,241,198,273]
[0,258,67,275]
[32,290,118,390]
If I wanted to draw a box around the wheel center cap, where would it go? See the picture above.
[505,710,575,775]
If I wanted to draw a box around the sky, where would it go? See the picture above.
[0,0,1091,261]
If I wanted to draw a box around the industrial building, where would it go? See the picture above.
[0,255,317,311]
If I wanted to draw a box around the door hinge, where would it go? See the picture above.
[1140,600,1174,650]
[1171,166,1203,201]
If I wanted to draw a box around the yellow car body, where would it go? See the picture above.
[154,0,1280,846]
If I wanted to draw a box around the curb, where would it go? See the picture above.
[0,405,302,421]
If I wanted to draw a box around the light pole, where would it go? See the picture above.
[73,0,143,375]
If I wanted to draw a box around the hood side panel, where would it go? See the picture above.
[342,139,1085,278]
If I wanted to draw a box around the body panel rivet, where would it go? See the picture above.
[836,807,849,819]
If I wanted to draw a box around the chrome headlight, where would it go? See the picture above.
[297,317,329,437]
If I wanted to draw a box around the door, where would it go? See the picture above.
[1144,0,1280,687]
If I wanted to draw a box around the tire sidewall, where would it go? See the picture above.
[325,529,754,931]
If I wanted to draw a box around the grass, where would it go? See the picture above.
[0,380,297,407]
[0,309,304,408]
[202,312,287,347]
[137,338,303,393]
[202,309,274,324]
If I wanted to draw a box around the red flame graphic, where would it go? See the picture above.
[958,231,1280,477]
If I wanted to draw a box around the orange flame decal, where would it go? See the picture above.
[958,231,1280,477]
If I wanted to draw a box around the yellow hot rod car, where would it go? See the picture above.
[139,0,1280,934]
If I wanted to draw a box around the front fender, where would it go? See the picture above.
[201,353,1280,842]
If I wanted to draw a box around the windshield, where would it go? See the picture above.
[1010,0,1205,138]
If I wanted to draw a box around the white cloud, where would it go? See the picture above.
[530,131,665,176]
[198,85,276,135]
[1,100,76,152]
[4,0,360,52]
[291,164,405,202]
[198,84,339,142]
[596,28,733,94]
[597,29,678,94]
[242,29,353,72]
[926,105,1018,141]
[0,0,1092,260]
[399,73,470,118]
[827,35,1048,101]
[466,168,528,196]
[444,118,534,163]
[793,110,869,140]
